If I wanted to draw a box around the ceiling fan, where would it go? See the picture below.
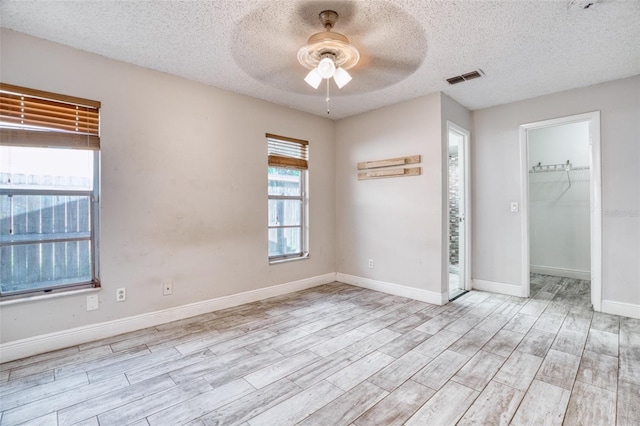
[297,10,359,90]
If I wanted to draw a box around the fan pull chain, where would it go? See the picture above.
[326,79,331,115]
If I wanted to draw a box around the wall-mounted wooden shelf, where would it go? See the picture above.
[357,154,421,180]
[358,167,421,180]
[357,155,421,170]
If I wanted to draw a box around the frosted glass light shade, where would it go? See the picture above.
[317,57,336,79]
[304,68,322,89]
[333,67,352,89]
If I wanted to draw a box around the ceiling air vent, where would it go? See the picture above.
[446,69,484,85]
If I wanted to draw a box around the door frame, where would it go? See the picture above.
[518,111,602,311]
[447,121,472,295]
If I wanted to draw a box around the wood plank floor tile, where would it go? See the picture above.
[286,349,360,389]
[244,328,310,355]
[482,329,525,358]
[200,378,301,426]
[54,345,149,379]
[144,379,254,426]
[87,347,181,382]
[561,312,592,333]
[617,380,640,426]
[563,380,616,426]
[415,313,459,335]
[620,318,640,349]
[517,328,556,357]
[18,412,58,426]
[590,312,620,334]
[404,380,479,425]
[1,374,129,425]
[411,349,470,390]
[503,313,538,334]
[246,380,343,426]
[309,329,369,357]
[96,378,212,426]
[1,372,88,412]
[493,350,543,391]
[551,329,588,356]
[173,329,247,355]
[125,349,215,384]
[202,350,286,388]
[344,328,401,357]
[448,327,497,357]
[518,299,550,317]
[243,350,319,389]
[535,348,580,390]
[621,346,640,385]
[57,374,176,426]
[0,346,80,373]
[412,329,462,358]
[511,379,570,426]
[8,346,112,380]
[367,350,431,392]
[297,381,388,426]
[575,349,618,391]
[533,312,566,334]
[585,329,619,357]
[0,370,54,398]
[386,310,433,334]
[326,351,395,392]
[458,380,524,426]
[451,350,505,391]
[377,329,432,358]
[71,417,100,426]
[168,348,254,384]
[353,380,435,426]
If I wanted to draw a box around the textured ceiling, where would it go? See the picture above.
[1,0,639,119]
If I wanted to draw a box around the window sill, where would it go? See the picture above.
[0,286,100,307]
[269,253,310,265]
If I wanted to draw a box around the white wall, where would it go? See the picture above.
[528,122,591,278]
[334,93,471,301]
[0,29,336,343]
[473,75,640,306]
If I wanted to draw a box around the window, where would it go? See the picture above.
[267,133,308,261]
[0,83,101,298]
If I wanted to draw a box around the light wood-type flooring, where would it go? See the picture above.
[1,274,639,425]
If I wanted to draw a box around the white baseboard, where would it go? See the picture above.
[601,299,640,319]
[0,273,336,363]
[472,279,523,297]
[336,273,447,305]
[530,265,591,280]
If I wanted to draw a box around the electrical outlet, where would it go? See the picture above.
[87,294,99,311]
[511,202,519,212]
[163,281,173,296]
[368,259,374,269]
[116,287,126,302]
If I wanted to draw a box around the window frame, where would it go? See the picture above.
[268,167,307,262]
[266,133,309,263]
[0,83,101,299]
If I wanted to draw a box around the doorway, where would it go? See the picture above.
[519,112,602,310]
[448,122,470,300]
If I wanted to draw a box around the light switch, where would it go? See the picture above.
[511,202,519,212]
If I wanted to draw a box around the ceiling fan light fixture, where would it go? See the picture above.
[333,67,352,89]
[298,10,359,86]
[304,68,323,89]
[317,56,336,79]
